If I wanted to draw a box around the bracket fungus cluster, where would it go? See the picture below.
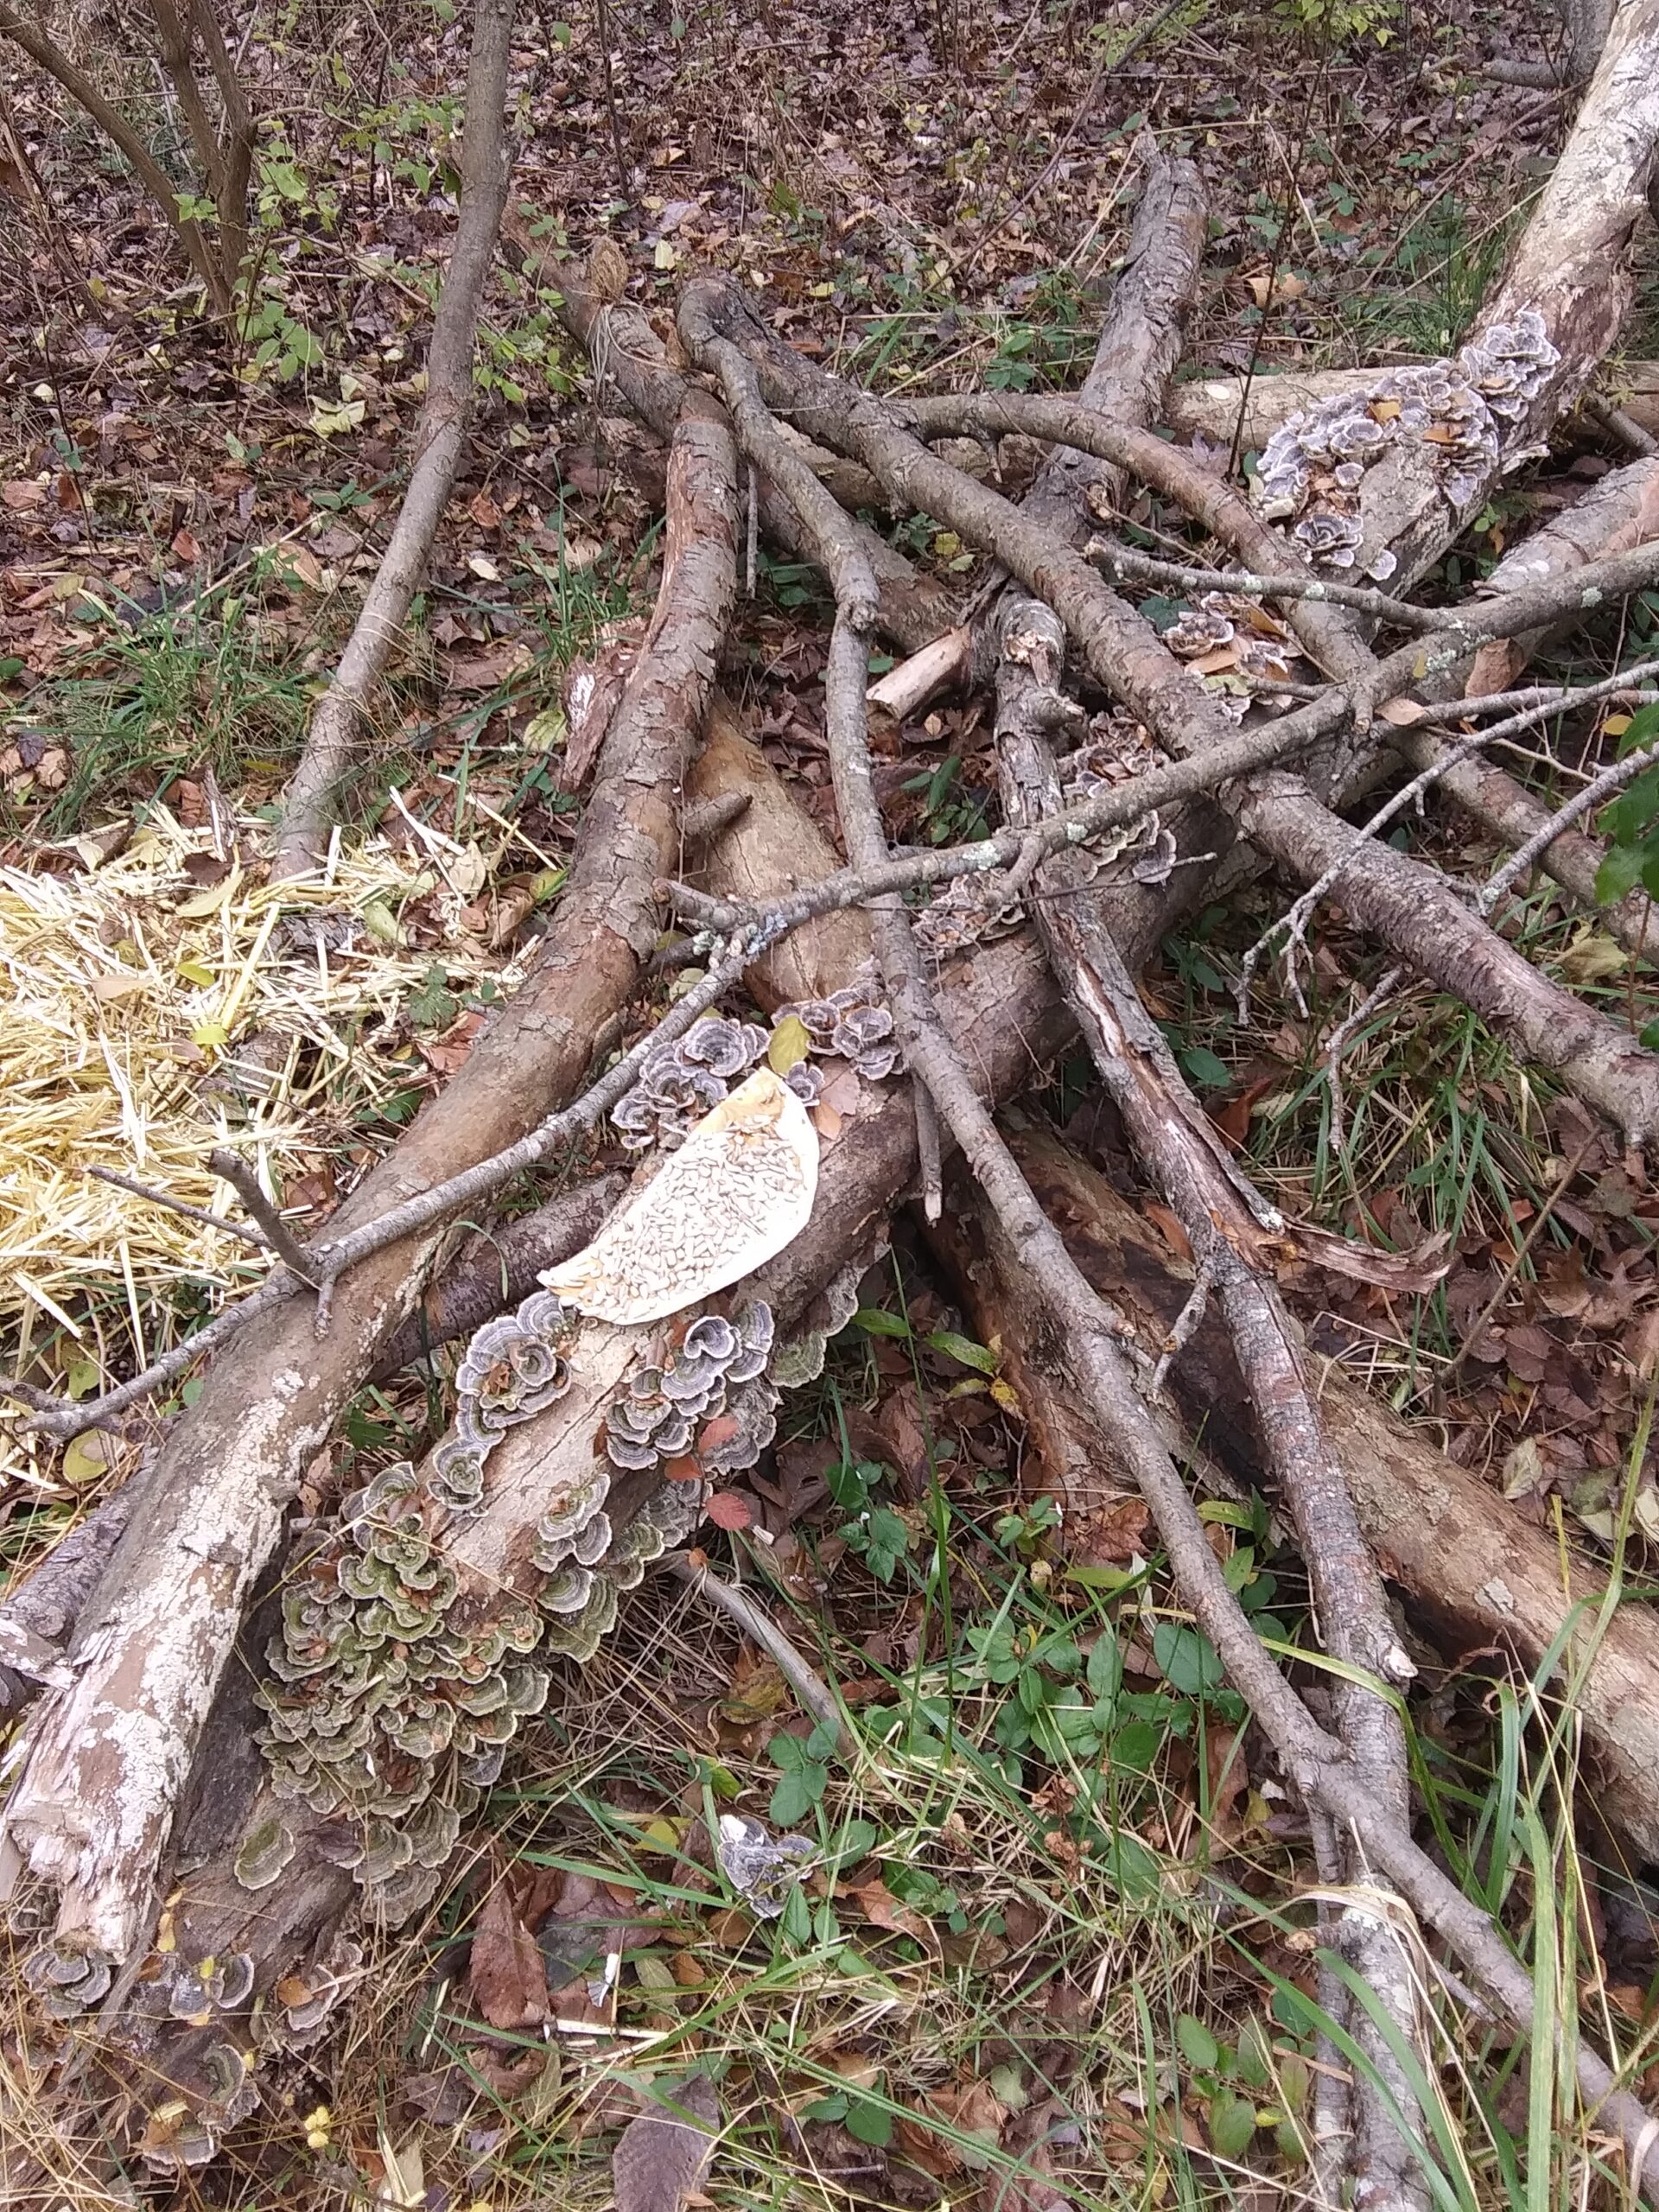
[601,1302,780,1488]
[245,1281,698,1926]
[609,981,899,1155]
[1254,308,1560,575]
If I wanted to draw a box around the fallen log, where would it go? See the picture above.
[0,1180,620,1716]
[75,715,1071,2164]
[0,413,738,1973]
[518,219,958,658]
[927,1120,1659,1869]
[1166,363,1659,454]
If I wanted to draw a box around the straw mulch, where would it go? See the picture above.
[1,808,525,1490]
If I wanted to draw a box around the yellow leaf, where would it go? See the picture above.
[191,1021,229,1049]
[1604,714,1633,738]
[1560,930,1628,983]
[932,530,962,559]
[768,1014,810,1072]
[308,396,365,437]
[175,957,216,987]
[990,1377,1020,1413]
[653,238,678,270]
[524,706,564,750]
[1245,270,1306,308]
[360,899,401,946]
[62,1431,110,1485]
[176,869,239,918]
[638,1815,686,1854]
[809,281,835,297]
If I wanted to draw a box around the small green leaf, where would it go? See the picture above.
[1109,1718,1163,1771]
[632,1952,676,1991]
[1279,2053,1311,2111]
[802,2091,849,2121]
[1179,1045,1232,1090]
[804,1718,841,1763]
[1207,2089,1259,2159]
[923,1329,998,1376]
[1177,2014,1221,2072]
[1597,839,1649,905]
[845,2095,892,2147]
[1236,2017,1273,2089]
[406,962,459,1029]
[64,1357,101,1401]
[769,1770,815,1827]
[1153,1620,1228,1697]
[836,1818,880,1861]
[1086,1635,1123,1700]
[853,1306,911,1338]
[779,1882,812,1942]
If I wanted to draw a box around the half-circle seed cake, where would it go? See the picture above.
[539,1066,819,1325]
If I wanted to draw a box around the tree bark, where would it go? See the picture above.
[82,715,1066,2148]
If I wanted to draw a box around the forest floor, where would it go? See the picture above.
[5,1,1659,2207]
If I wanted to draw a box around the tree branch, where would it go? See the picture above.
[271,0,516,876]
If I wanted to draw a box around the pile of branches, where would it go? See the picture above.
[10,1,1659,2201]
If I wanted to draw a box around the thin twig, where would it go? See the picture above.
[1240,654,1659,1014]
[208,1151,320,1281]
[1322,965,1406,1160]
[1088,539,1454,632]
[662,1552,842,1749]
[84,1166,273,1255]
[1479,730,1659,914]
[1150,1247,1217,1393]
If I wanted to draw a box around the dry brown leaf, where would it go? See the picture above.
[1143,1202,1193,1262]
[588,234,631,304]
[1204,1723,1250,1841]
[1376,696,1427,727]
[818,1065,862,1118]
[467,1878,550,2031]
[849,1875,935,1947]
[1244,270,1305,308]
[613,2073,721,2212]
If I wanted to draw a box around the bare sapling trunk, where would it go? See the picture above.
[271,0,516,877]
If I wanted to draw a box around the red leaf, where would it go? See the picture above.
[697,1411,741,1453]
[705,1491,752,1530]
[662,1454,702,1484]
